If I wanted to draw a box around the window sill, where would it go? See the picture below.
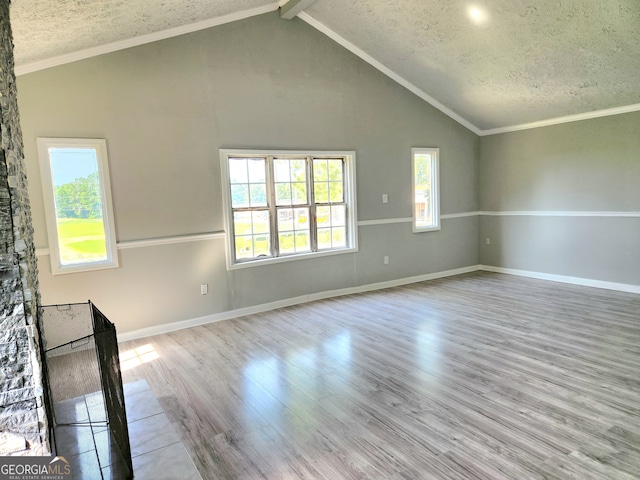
[227,246,358,271]
[51,260,119,275]
[412,225,441,233]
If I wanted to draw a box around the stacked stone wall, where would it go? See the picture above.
[0,0,49,455]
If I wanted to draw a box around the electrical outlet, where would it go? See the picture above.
[382,193,389,204]
[384,255,389,265]
[485,237,491,245]
[200,284,208,295]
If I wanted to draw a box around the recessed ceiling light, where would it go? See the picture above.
[468,5,488,24]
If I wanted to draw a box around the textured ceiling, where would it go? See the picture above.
[9,0,640,132]
[11,0,273,65]
[305,0,640,130]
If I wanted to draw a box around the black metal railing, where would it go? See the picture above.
[42,302,133,479]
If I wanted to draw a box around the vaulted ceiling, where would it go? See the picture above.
[10,0,640,134]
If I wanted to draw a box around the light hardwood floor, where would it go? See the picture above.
[119,271,640,479]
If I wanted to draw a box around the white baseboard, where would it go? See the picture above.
[118,263,639,343]
[117,265,481,342]
[479,265,640,294]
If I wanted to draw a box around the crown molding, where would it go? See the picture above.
[479,103,640,136]
[14,3,280,76]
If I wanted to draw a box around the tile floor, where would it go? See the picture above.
[54,379,202,479]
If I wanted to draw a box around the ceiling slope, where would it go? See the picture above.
[10,0,640,135]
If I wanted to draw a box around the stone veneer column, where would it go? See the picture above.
[0,0,50,455]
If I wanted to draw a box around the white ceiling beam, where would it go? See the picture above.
[280,0,319,20]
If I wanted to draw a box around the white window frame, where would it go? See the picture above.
[220,149,358,270]
[412,147,440,232]
[37,138,119,275]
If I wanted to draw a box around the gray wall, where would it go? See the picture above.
[479,112,640,285]
[17,12,479,334]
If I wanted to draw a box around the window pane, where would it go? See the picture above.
[275,159,308,206]
[233,211,252,234]
[247,158,266,183]
[291,182,307,204]
[276,183,292,206]
[313,156,343,203]
[313,159,328,181]
[316,203,346,251]
[229,158,248,184]
[231,184,250,208]
[274,159,290,182]
[235,235,253,259]
[294,208,309,231]
[295,231,310,252]
[412,149,439,232]
[316,206,330,228]
[279,208,310,254]
[414,152,434,228]
[253,235,270,257]
[278,209,294,232]
[49,148,107,265]
[290,159,306,182]
[329,182,343,203]
[249,184,267,206]
[233,211,270,235]
[234,210,271,260]
[328,160,343,181]
[331,227,346,248]
[331,205,346,226]
[279,232,295,254]
[314,182,328,203]
[252,211,270,234]
[231,158,266,208]
[317,228,332,250]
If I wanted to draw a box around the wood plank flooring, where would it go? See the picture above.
[119,271,640,479]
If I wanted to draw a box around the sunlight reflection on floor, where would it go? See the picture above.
[120,344,159,371]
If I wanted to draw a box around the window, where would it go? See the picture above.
[220,150,358,269]
[412,147,440,232]
[37,138,118,274]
